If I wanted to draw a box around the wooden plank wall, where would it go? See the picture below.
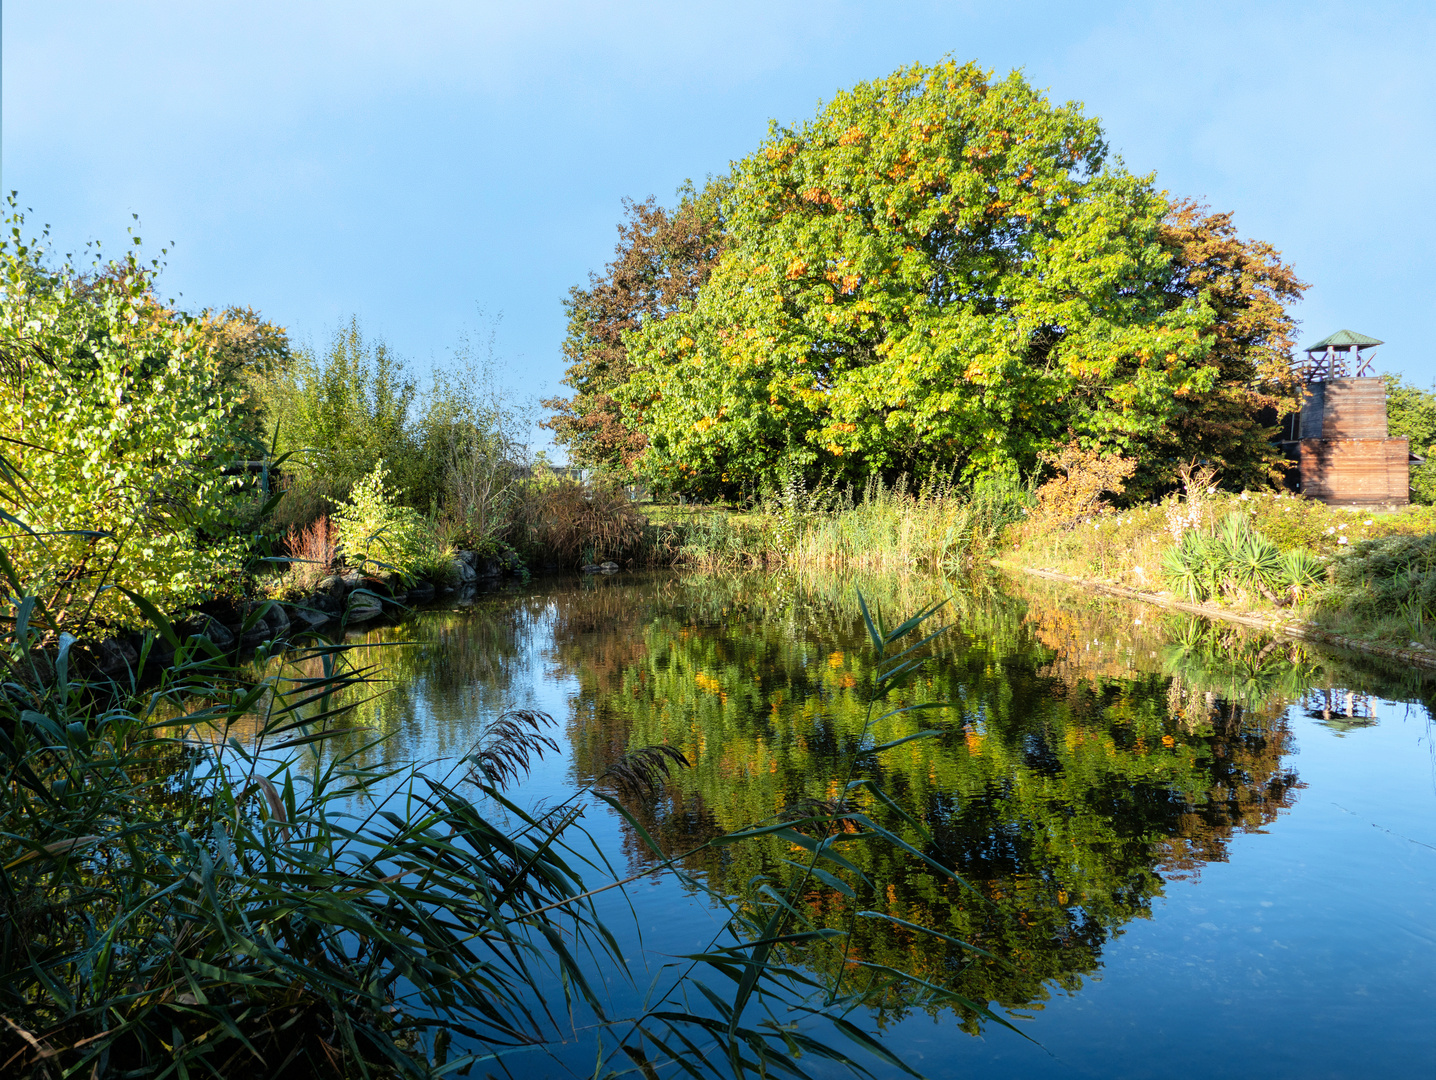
[1296,377,1408,505]
[1320,378,1389,439]
[1300,436,1409,505]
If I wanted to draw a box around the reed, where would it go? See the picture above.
[510,476,642,564]
[1,484,996,1077]
[668,476,1026,574]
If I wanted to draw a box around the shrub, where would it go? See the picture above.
[1032,442,1138,528]
[442,426,521,550]
[261,319,419,500]
[332,461,448,583]
[1160,512,1317,605]
[260,316,531,522]
[1319,532,1436,643]
[0,206,252,630]
[266,471,345,536]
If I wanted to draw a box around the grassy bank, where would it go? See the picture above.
[640,472,1436,657]
[1002,485,1436,652]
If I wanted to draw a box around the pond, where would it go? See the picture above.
[268,570,1436,1079]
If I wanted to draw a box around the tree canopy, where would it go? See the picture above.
[548,60,1304,498]
[1384,374,1436,504]
[0,211,254,627]
[542,182,726,473]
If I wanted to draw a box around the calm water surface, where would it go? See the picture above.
[290,571,1436,1079]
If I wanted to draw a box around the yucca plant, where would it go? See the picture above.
[1161,528,1211,602]
[1163,514,1311,608]
[1280,549,1326,602]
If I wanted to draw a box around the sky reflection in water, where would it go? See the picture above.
[264,571,1436,1079]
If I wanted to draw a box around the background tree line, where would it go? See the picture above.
[0,208,583,631]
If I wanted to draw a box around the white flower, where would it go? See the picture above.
[1338,523,1346,530]
[1364,519,1373,525]
[1326,527,1335,534]
[1239,492,1249,501]
[1338,536,1348,545]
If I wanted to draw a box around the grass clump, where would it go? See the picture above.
[269,515,339,598]
[510,473,648,566]
[1320,532,1436,645]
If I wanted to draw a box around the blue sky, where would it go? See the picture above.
[6,1,1434,452]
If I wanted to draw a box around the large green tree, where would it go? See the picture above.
[589,60,1299,498]
[543,181,727,473]
[1141,200,1304,496]
[1384,374,1436,504]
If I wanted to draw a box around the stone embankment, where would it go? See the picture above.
[80,548,528,678]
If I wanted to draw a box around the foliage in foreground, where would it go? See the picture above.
[0,569,1007,1077]
[0,207,259,628]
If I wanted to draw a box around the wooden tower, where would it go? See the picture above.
[1294,330,1409,506]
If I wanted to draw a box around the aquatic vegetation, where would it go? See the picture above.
[0,559,1009,1077]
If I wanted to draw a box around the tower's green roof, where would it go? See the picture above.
[1305,329,1383,351]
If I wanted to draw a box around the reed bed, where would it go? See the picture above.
[667,476,1025,575]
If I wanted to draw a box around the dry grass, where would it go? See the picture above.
[512,478,648,566]
[269,514,338,597]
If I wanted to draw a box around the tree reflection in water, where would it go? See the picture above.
[271,570,1420,1034]
[550,572,1321,1031]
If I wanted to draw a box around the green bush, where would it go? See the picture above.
[1316,532,1436,643]
[1328,533,1436,613]
[332,461,451,583]
[1385,374,1436,505]
[0,205,253,629]
[1161,513,1320,605]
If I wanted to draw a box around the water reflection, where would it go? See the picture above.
[260,570,1430,1035]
